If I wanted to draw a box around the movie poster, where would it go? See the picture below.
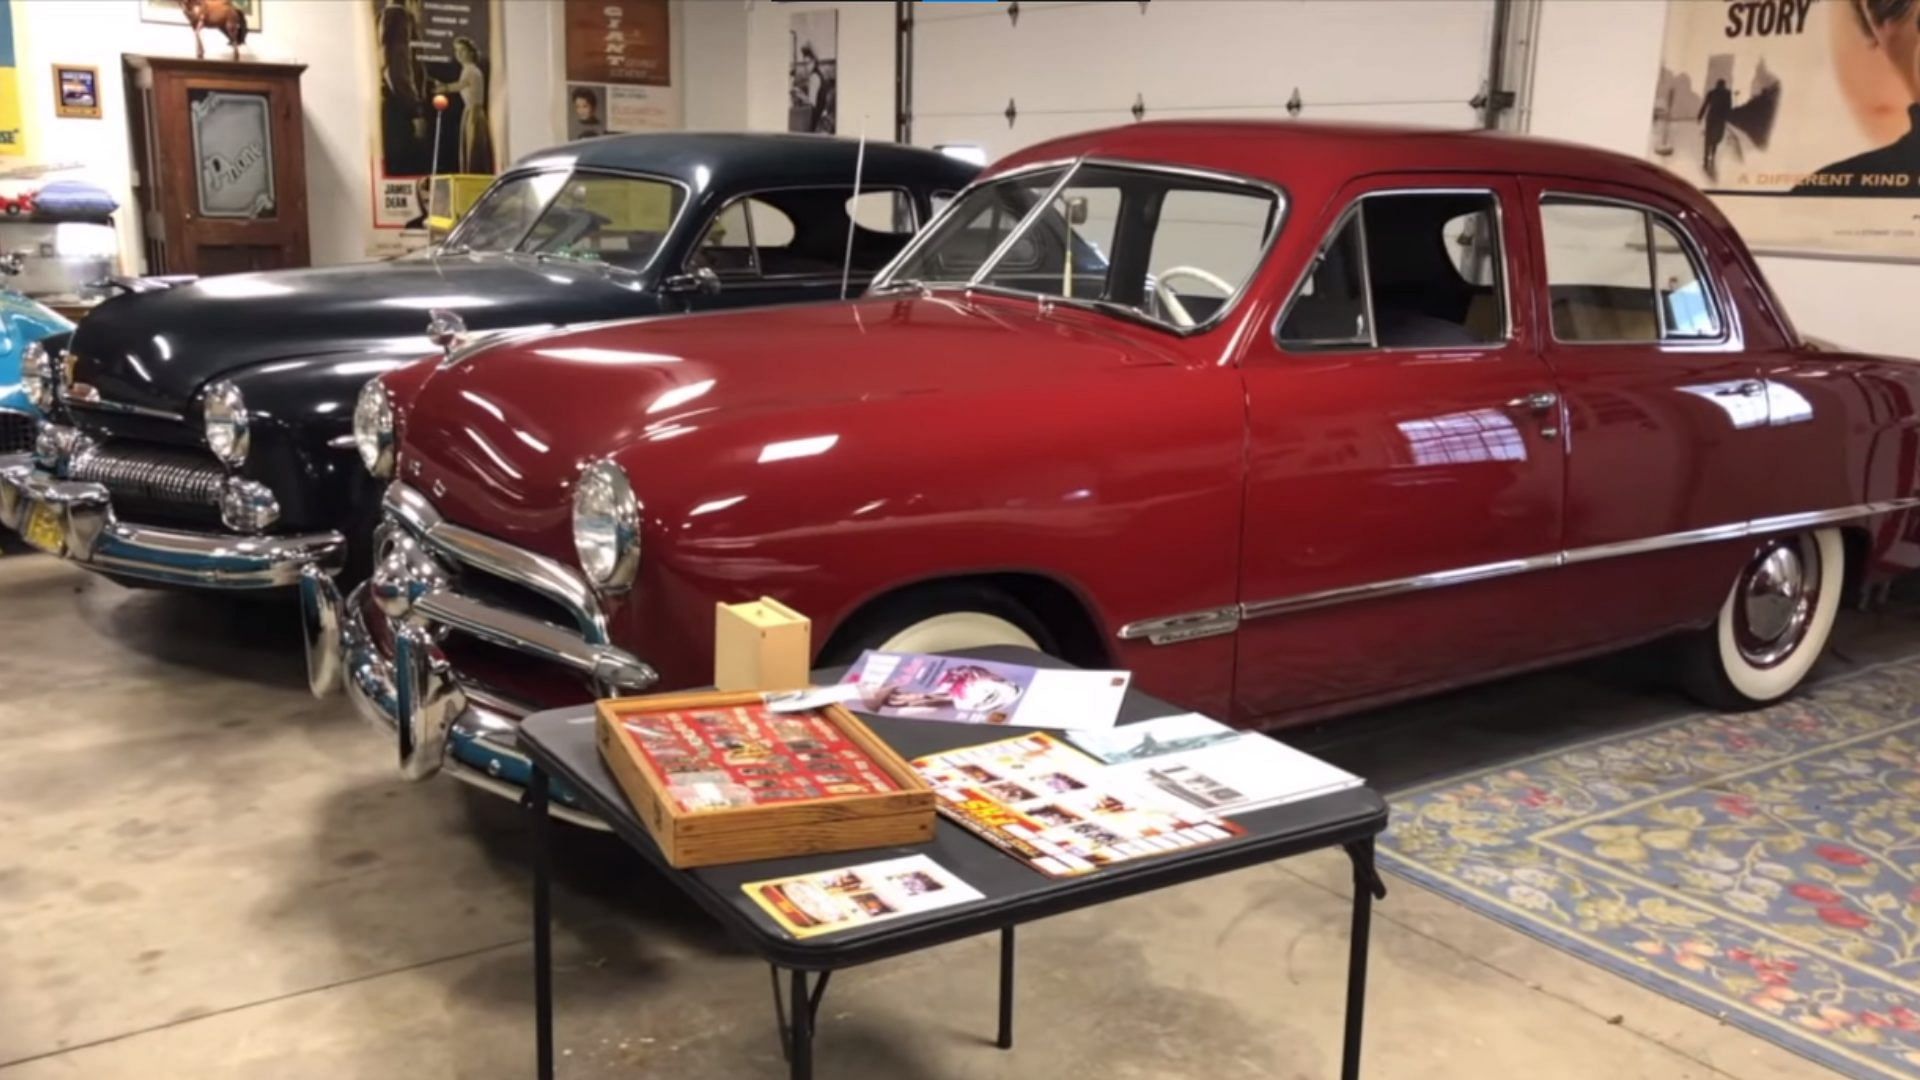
[564,0,679,141]
[788,10,836,134]
[1648,0,1920,260]
[368,0,503,257]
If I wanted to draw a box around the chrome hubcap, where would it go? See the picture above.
[1734,536,1819,668]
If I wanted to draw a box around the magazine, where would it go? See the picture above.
[845,650,1130,730]
[1091,720,1363,817]
[912,733,1243,878]
[743,855,984,939]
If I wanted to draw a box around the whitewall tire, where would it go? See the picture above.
[824,583,1058,665]
[878,611,1041,653]
[1682,528,1843,709]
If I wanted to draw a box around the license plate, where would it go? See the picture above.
[22,502,63,555]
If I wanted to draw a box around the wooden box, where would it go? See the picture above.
[596,689,935,869]
[713,597,811,692]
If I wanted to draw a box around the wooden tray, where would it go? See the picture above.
[596,689,936,869]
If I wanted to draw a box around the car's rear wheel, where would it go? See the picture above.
[1679,527,1843,709]
[822,583,1054,665]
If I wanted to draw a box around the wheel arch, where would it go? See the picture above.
[817,569,1114,669]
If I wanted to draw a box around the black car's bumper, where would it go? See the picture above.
[0,449,346,587]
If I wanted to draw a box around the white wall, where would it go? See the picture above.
[11,0,366,269]
[1528,0,1918,360]
[9,0,581,272]
[742,0,893,141]
[680,0,748,131]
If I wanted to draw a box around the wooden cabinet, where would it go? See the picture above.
[123,55,309,275]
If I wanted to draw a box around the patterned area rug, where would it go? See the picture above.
[1380,658,1920,1079]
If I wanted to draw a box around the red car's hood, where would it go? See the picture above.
[398,292,1178,549]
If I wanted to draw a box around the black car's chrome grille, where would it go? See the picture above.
[69,443,227,506]
[0,409,32,454]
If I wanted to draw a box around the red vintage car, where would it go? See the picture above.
[303,120,1920,820]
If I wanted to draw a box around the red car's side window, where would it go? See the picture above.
[1276,190,1510,353]
[1537,197,1727,346]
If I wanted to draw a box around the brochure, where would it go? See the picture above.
[1068,712,1240,763]
[845,650,1130,730]
[1088,719,1364,817]
[912,732,1243,878]
[743,855,984,939]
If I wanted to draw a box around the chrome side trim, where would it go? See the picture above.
[381,482,611,644]
[1123,497,1920,642]
[1241,553,1562,621]
[1117,606,1241,646]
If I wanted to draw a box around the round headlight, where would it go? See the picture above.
[201,380,249,467]
[573,460,641,590]
[20,341,52,412]
[353,380,395,478]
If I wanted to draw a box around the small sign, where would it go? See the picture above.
[52,64,99,119]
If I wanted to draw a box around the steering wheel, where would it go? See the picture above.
[1153,266,1236,328]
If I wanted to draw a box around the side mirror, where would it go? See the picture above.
[662,266,722,297]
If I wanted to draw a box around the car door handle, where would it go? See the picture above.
[1505,391,1558,412]
[1714,380,1766,398]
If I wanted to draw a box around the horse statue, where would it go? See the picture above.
[180,0,249,61]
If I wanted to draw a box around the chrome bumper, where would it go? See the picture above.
[300,483,659,827]
[0,456,345,588]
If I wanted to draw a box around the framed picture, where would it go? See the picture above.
[52,65,101,119]
[139,0,263,32]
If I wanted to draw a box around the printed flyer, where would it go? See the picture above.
[744,855,983,939]
[846,651,1130,730]
[913,733,1242,878]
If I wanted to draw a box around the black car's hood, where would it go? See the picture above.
[67,254,660,412]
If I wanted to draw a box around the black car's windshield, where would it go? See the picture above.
[443,170,687,272]
[878,162,1282,332]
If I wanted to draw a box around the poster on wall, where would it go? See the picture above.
[788,10,836,134]
[1648,0,1920,261]
[367,0,503,257]
[0,1,22,157]
[563,0,679,140]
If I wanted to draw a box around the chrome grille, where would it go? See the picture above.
[0,409,31,454]
[69,444,227,506]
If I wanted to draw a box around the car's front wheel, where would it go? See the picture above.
[822,583,1055,665]
[1679,528,1844,709]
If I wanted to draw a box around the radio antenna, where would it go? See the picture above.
[840,117,867,300]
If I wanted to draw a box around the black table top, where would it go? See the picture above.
[516,646,1389,971]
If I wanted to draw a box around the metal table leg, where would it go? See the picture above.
[1341,837,1386,1080]
[997,926,1015,1050]
[531,765,554,1080]
[789,968,814,1080]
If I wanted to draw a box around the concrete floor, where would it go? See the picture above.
[2,544,1893,1079]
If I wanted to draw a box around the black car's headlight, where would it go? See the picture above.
[20,341,53,412]
[573,460,641,591]
[353,381,395,478]
[201,380,249,467]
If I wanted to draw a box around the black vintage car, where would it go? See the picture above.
[0,133,975,589]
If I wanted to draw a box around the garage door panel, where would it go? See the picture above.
[913,0,1494,156]
[918,103,1480,172]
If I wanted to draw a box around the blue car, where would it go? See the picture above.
[0,277,74,484]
